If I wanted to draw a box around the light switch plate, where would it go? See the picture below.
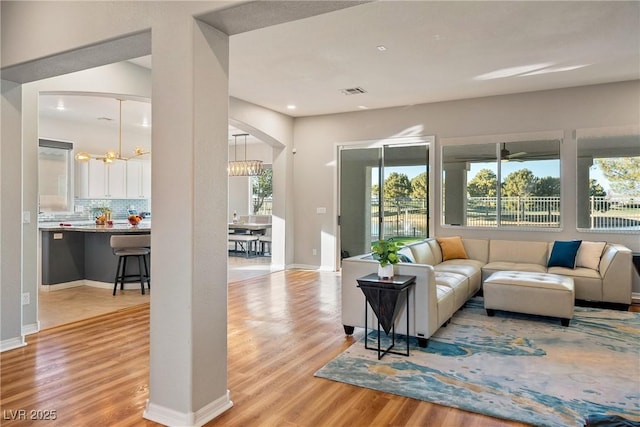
[22,211,31,224]
[316,207,327,214]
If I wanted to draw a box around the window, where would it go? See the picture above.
[38,139,73,213]
[338,138,432,258]
[442,135,561,228]
[251,167,273,214]
[576,126,640,231]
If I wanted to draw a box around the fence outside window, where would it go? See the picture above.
[370,196,639,239]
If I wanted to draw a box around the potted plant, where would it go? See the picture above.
[371,238,401,279]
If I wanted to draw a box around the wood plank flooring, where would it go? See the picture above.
[37,255,271,330]
[2,269,637,426]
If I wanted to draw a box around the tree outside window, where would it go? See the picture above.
[252,168,273,214]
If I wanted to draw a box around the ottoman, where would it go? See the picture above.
[484,271,575,326]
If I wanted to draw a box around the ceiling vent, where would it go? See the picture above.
[341,87,367,96]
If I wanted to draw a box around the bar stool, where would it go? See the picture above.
[110,234,151,296]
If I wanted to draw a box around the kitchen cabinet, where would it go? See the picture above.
[126,159,151,199]
[41,230,85,285]
[75,159,126,198]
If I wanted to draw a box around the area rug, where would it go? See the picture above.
[315,297,640,427]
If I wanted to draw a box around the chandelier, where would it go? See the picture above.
[75,98,151,164]
[228,133,263,176]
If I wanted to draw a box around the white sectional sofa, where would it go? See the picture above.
[341,237,632,346]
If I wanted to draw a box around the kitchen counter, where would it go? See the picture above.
[40,221,150,286]
[39,220,151,232]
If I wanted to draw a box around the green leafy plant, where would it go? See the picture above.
[371,239,401,267]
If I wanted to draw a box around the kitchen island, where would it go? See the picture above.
[40,221,150,287]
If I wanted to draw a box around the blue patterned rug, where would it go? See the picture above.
[315,298,640,426]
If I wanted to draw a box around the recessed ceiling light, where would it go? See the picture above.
[56,101,65,111]
[358,105,369,110]
[287,105,297,110]
[377,45,387,51]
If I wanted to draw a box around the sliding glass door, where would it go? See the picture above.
[339,140,430,259]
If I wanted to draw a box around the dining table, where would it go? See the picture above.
[228,222,271,235]
[228,222,272,257]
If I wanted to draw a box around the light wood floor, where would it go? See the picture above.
[37,255,272,330]
[4,270,638,426]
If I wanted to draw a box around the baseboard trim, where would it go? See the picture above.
[40,279,144,292]
[287,263,320,270]
[22,321,40,336]
[1,336,26,353]
[40,280,85,292]
[143,390,233,427]
[632,292,640,304]
[193,391,234,426]
[286,263,338,272]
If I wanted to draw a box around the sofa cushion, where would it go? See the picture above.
[462,239,490,263]
[483,262,547,277]
[436,272,469,308]
[436,236,468,261]
[410,241,439,265]
[436,285,455,326]
[547,266,601,279]
[489,240,548,265]
[435,261,482,279]
[575,241,606,271]
[548,240,582,268]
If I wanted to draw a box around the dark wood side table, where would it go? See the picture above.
[357,273,416,360]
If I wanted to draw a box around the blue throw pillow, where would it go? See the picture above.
[547,240,582,268]
[397,253,414,263]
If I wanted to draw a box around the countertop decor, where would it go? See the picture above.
[39,220,151,232]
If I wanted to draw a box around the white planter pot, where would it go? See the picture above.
[378,264,394,279]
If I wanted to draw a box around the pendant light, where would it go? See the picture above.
[75,98,151,164]
[228,133,264,176]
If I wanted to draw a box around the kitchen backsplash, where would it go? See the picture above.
[39,199,150,222]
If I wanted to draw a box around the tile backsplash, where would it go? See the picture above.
[39,199,150,222]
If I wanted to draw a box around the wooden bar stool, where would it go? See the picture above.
[110,234,151,295]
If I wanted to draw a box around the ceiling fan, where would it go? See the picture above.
[500,143,527,161]
[452,143,528,162]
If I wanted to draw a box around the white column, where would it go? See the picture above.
[577,156,594,229]
[143,15,231,426]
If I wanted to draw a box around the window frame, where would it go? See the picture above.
[440,131,563,231]
[575,125,640,234]
[38,138,74,214]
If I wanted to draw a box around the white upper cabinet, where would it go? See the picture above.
[75,160,89,199]
[75,158,149,199]
[126,159,151,199]
[107,160,127,198]
[75,159,126,198]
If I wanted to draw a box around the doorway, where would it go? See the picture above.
[338,138,432,260]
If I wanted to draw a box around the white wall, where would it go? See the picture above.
[1,79,25,350]
[292,81,640,282]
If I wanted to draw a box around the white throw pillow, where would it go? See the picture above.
[575,241,606,271]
